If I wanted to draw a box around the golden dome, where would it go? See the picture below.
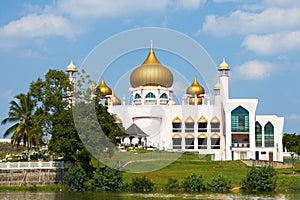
[172,116,182,123]
[218,58,230,71]
[105,91,121,105]
[66,60,78,72]
[99,77,112,97]
[188,97,202,105]
[186,77,205,95]
[130,46,173,88]
[214,82,220,91]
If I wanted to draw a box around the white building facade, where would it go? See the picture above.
[68,46,284,162]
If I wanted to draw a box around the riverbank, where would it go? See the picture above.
[0,157,299,193]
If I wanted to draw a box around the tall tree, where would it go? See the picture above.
[1,93,38,147]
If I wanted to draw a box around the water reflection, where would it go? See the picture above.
[0,192,299,200]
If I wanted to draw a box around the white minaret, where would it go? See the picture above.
[65,60,78,108]
[218,58,230,100]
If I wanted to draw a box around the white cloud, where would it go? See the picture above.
[0,14,74,39]
[57,0,204,19]
[235,60,274,80]
[242,31,300,55]
[202,8,300,37]
[287,113,300,121]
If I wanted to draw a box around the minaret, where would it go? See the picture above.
[218,58,230,100]
[66,60,78,107]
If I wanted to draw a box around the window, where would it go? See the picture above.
[210,116,220,132]
[231,106,249,132]
[198,116,207,132]
[185,116,194,132]
[198,134,207,149]
[145,92,156,105]
[255,122,262,147]
[172,134,182,149]
[134,93,142,105]
[159,93,168,105]
[264,122,274,147]
[134,93,141,99]
[211,134,220,149]
[172,117,182,132]
[185,134,195,149]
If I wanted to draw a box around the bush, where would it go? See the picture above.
[166,177,179,191]
[208,174,231,192]
[131,176,155,192]
[242,166,277,192]
[90,167,124,191]
[63,165,88,191]
[182,173,206,192]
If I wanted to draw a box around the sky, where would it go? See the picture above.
[0,0,300,138]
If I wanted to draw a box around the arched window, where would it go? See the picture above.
[172,134,182,149]
[134,93,142,105]
[159,93,168,105]
[198,116,207,132]
[185,116,195,132]
[172,116,182,132]
[145,92,156,105]
[264,122,274,147]
[211,134,220,149]
[255,122,262,147]
[185,134,195,149]
[231,106,249,132]
[210,116,220,132]
[145,92,156,98]
[134,93,141,99]
[198,134,207,149]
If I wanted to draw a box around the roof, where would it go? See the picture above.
[125,123,148,137]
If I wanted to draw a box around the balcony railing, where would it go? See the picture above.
[185,128,194,132]
[198,128,207,132]
[172,145,182,150]
[198,145,207,149]
[231,143,250,148]
[211,128,220,132]
[172,128,182,132]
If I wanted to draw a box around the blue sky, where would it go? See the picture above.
[0,0,300,138]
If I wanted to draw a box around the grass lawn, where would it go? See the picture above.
[121,153,300,191]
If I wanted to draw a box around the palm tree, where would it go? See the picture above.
[1,93,35,147]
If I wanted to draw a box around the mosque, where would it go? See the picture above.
[66,45,284,162]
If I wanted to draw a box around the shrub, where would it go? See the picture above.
[208,174,231,192]
[182,173,206,192]
[131,176,155,192]
[166,177,179,191]
[63,165,88,191]
[242,166,277,192]
[90,167,124,191]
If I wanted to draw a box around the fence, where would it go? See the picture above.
[0,161,64,170]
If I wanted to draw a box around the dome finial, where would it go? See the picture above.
[218,58,230,71]
[66,59,78,72]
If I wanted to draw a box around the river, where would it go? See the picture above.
[0,192,299,200]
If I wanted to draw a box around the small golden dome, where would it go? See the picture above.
[99,77,112,97]
[130,46,173,88]
[185,116,195,123]
[115,117,122,124]
[66,60,78,72]
[186,77,205,95]
[188,97,202,105]
[210,116,220,123]
[218,58,230,71]
[198,116,208,123]
[170,100,176,105]
[172,116,182,123]
[105,91,121,105]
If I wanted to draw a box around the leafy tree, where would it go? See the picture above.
[166,177,179,191]
[63,165,88,192]
[182,173,206,192]
[208,174,231,192]
[131,176,155,192]
[241,166,277,192]
[90,167,123,191]
[283,133,300,155]
[1,93,40,148]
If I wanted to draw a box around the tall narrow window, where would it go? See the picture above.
[185,116,195,132]
[172,134,182,149]
[255,122,262,147]
[172,116,182,132]
[145,92,156,105]
[231,106,249,132]
[185,134,195,149]
[198,134,207,149]
[159,93,168,105]
[198,116,207,132]
[211,134,220,149]
[264,122,274,147]
[210,116,220,132]
[134,93,142,105]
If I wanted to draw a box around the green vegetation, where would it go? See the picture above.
[63,165,88,192]
[130,176,155,192]
[241,166,276,192]
[182,173,206,192]
[208,174,231,192]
